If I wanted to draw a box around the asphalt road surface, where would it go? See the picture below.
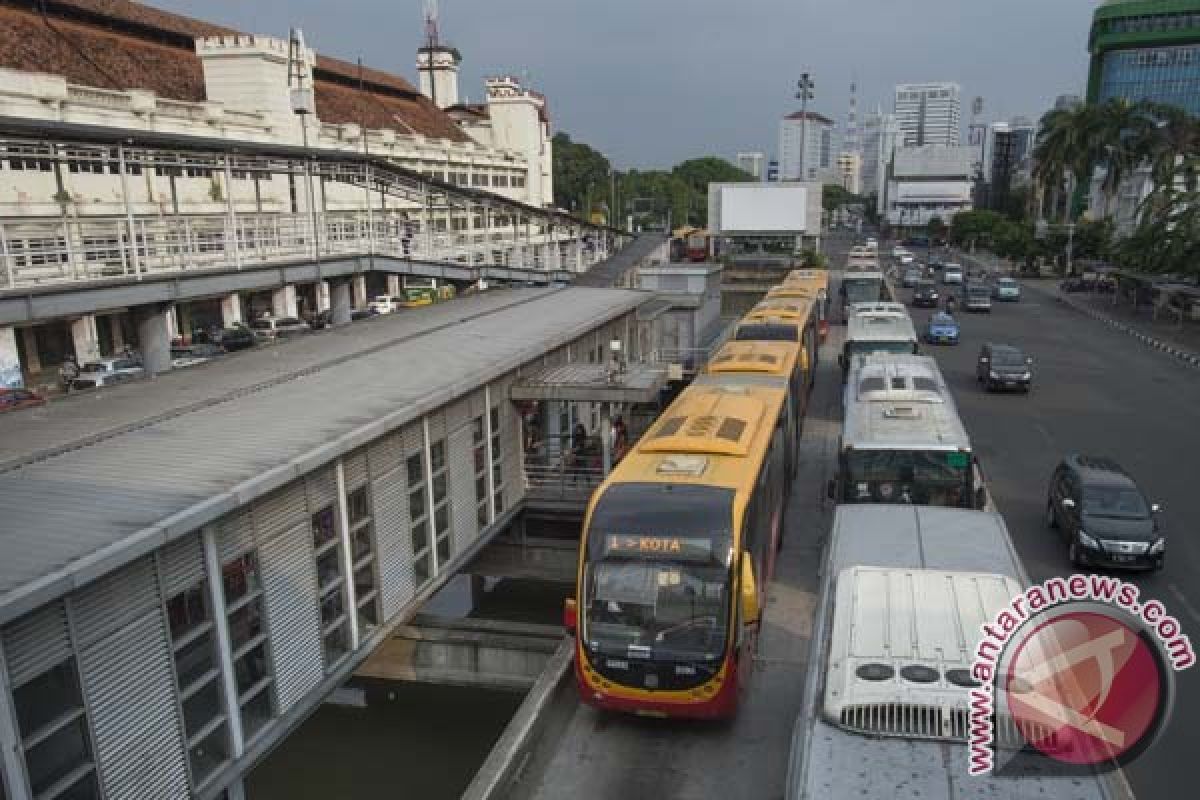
[893,259,1200,800]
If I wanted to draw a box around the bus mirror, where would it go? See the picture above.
[974,487,988,510]
[563,597,577,635]
[740,554,760,626]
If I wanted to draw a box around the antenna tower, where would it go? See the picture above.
[424,0,440,49]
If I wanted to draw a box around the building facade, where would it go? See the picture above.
[894,82,962,146]
[778,111,836,182]
[736,152,766,180]
[836,151,863,194]
[861,111,899,202]
[883,145,974,228]
[1088,0,1200,115]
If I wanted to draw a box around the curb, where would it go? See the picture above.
[1053,291,1200,370]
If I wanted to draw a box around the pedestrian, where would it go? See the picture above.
[59,355,79,394]
[611,416,629,462]
[571,422,588,458]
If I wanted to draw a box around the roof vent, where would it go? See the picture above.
[652,416,686,437]
[883,406,921,419]
[716,418,746,442]
[656,455,708,476]
[686,415,719,437]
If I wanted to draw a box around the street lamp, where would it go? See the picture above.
[796,73,815,182]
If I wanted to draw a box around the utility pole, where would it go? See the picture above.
[796,73,815,182]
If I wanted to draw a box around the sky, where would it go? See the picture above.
[153,0,1101,169]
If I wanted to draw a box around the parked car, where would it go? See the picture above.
[209,326,257,351]
[0,387,46,413]
[901,267,923,287]
[992,277,1021,301]
[964,282,993,312]
[171,342,225,369]
[368,295,404,315]
[250,317,310,341]
[73,356,144,389]
[1046,455,1164,570]
[976,343,1033,392]
[942,264,964,285]
[911,280,940,308]
[924,312,960,345]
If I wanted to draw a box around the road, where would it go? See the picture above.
[512,254,853,800]
[893,255,1200,800]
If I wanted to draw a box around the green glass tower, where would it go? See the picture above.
[1088,0,1200,113]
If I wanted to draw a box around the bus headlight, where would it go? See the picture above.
[1078,530,1100,550]
[988,370,999,379]
[1149,538,1166,555]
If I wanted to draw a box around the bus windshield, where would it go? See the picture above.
[845,340,915,357]
[583,483,734,661]
[843,277,882,305]
[842,449,972,507]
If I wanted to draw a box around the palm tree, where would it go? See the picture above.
[1033,104,1103,222]
[1090,99,1153,218]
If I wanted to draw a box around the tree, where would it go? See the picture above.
[927,216,947,243]
[822,183,863,212]
[552,132,610,217]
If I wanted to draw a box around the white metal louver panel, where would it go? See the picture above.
[305,466,338,512]
[368,432,403,479]
[72,557,158,649]
[81,609,188,800]
[2,601,71,687]
[158,532,205,596]
[259,524,322,714]
[402,422,423,454]
[372,464,414,620]
[426,410,446,442]
[448,425,477,556]
[445,397,470,433]
[500,402,524,509]
[216,509,256,563]
[253,480,308,542]
[343,447,369,489]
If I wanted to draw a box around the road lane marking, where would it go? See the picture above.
[1166,583,1200,627]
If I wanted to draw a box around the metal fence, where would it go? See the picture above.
[0,211,608,290]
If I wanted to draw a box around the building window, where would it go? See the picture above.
[65,149,104,175]
[347,486,380,633]
[495,174,510,188]
[11,658,100,800]
[513,175,526,188]
[5,145,52,172]
[490,407,505,516]
[221,552,275,744]
[166,583,231,788]
[312,507,350,670]
[408,452,432,586]
[473,417,489,527]
[472,173,486,186]
[430,439,452,566]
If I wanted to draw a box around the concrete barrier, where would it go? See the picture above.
[461,638,575,800]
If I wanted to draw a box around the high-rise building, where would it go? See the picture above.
[736,152,766,179]
[893,82,962,146]
[836,152,862,194]
[988,124,1018,211]
[1054,93,1083,111]
[778,111,837,182]
[1088,0,1200,115]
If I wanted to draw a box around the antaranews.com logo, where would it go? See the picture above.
[968,574,1195,777]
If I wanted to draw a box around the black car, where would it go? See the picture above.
[210,326,257,352]
[911,280,940,308]
[1046,455,1164,570]
[976,343,1032,392]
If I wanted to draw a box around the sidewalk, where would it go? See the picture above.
[1047,284,1200,368]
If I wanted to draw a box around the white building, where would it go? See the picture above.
[836,151,862,194]
[736,152,766,180]
[778,111,837,182]
[883,145,974,228]
[862,111,900,208]
[894,83,962,146]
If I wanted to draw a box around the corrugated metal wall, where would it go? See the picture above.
[448,394,478,557]
[376,423,419,619]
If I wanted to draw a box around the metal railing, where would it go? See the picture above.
[0,211,607,290]
[522,434,606,502]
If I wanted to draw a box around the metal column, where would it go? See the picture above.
[201,525,246,759]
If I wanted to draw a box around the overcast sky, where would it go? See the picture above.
[155,0,1099,169]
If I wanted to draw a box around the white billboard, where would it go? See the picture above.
[717,185,809,233]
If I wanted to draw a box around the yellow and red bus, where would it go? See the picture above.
[777,270,830,341]
[699,339,807,479]
[565,381,790,718]
[733,297,818,390]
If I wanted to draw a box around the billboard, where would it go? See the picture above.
[895,181,973,202]
[715,185,809,233]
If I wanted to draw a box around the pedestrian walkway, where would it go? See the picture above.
[1049,283,1200,368]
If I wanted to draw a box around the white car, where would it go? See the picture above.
[250,316,311,340]
[942,265,964,285]
[368,295,403,315]
[891,246,909,259]
[898,253,915,265]
[73,356,144,389]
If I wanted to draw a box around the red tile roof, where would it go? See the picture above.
[783,110,834,125]
[0,0,468,142]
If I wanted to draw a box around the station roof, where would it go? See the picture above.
[0,287,646,624]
